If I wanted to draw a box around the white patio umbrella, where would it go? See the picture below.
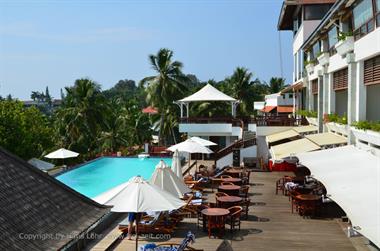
[150,160,191,198]
[45,148,79,159]
[190,136,217,146]
[93,176,185,251]
[167,139,213,170]
[171,150,183,179]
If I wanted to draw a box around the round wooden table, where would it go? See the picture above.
[221,177,242,185]
[296,194,321,201]
[225,169,243,178]
[217,196,243,208]
[201,208,229,237]
[218,185,241,196]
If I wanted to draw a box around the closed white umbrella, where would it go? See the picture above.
[93,176,185,251]
[45,148,79,159]
[150,160,191,198]
[172,150,183,179]
[190,136,217,146]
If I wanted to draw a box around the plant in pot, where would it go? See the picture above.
[335,31,354,56]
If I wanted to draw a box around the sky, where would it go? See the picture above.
[0,0,293,100]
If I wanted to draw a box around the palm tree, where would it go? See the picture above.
[56,78,107,152]
[140,48,189,145]
[268,77,287,93]
[226,67,254,115]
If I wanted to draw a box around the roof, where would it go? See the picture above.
[277,106,294,113]
[280,80,304,93]
[292,125,318,133]
[261,106,277,113]
[142,106,158,114]
[301,0,347,50]
[27,158,55,171]
[270,138,321,161]
[278,0,336,30]
[266,130,300,144]
[178,84,236,102]
[0,148,110,250]
[296,146,380,248]
[306,132,347,146]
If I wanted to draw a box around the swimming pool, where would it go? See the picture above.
[56,157,172,198]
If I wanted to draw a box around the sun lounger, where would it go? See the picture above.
[139,231,203,251]
[119,212,175,234]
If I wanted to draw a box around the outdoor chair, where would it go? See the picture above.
[221,182,234,186]
[275,177,285,195]
[140,231,203,251]
[238,185,250,199]
[226,206,242,232]
[196,204,209,229]
[240,198,251,220]
[220,175,233,179]
[119,212,175,235]
[242,170,251,185]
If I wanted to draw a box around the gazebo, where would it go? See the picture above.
[174,84,240,118]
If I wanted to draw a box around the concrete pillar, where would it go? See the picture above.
[328,73,335,114]
[308,80,314,111]
[356,60,366,121]
[347,53,357,125]
[317,73,324,133]
[322,69,329,132]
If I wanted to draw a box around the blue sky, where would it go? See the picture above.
[0,0,293,100]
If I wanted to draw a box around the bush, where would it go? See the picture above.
[325,113,347,125]
[297,110,317,118]
[352,121,380,132]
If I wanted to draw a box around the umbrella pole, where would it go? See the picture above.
[135,220,139,251]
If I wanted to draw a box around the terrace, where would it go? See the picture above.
[91,171,366,251]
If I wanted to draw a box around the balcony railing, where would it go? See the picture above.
[180,116,305,127]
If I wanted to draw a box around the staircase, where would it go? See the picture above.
[215,135,256,162]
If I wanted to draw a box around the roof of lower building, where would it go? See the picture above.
[0,148,110,251]
[277,106,294,113]
[261,106,277,113]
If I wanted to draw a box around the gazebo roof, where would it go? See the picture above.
[178,84,237,102]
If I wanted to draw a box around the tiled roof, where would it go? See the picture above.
[277,106,294,113]
[0,148,110,251]
[261,106,277,113]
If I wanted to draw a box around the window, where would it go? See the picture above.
[289,93,293,99]
[311,79,318,94]
[298,50,303,79]
[376,0,380,26]
[304,4,332,20]
[364,55,380,85]
[328,26,338,55]
[312,42,320,59]
[333,68,348,90]
[352,0,374,40]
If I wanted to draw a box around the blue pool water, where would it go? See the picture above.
[56,157,172,198]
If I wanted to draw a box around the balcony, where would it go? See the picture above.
[335,36,354,57]
[179,117,245,136]
[317,52,329,66]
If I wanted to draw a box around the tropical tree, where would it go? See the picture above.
[140,48,189,145]
[55,78,107,153]
[268,77,287,93]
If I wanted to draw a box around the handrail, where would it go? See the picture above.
[214,137,256,161]
[182,160,197,176]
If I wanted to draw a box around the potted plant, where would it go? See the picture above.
[317,51,329,66]
[298,110,318,126]
[304,60,315,74]
[335,31,354,56]
[351,121,380,146]
[324,113,349,136]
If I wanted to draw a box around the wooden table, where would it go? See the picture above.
[201,208,229,238]
[217,196,243,208]
[296,194,321,201]
[225,169,243,178]
[221,177,242,185]
[218,185,241,196]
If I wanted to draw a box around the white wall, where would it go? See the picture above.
[179,123,232,136]
[216,152,233,169]
[355,28,380,62]
[240,145,257,159]
[248,123,257,132]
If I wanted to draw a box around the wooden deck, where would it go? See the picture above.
[101,171,367,251]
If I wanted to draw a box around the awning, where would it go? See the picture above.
[142,106,158,114]
[178,84,236,102]
[292,125,318,134]
[306,133,347,146]
[261,106,277,113]
[266,129,300,144]
[277,106,294,113]
[270,138,320,161]
[296,146,380,248]
[280,80,303,93]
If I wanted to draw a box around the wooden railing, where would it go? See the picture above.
[214,137,256,161]
[182,160,197,176]
[180,116,305,127]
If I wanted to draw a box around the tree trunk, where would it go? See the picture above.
[158,112,165,146]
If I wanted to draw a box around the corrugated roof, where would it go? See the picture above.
[0,148,110,250]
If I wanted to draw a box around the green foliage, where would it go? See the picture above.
[0,100,54,159]
[297,109,317,118]
[325,113,347,125]
[352,121,380,132]
[337,31,353,41]
[304,59,316,66]
[268,77,287,94]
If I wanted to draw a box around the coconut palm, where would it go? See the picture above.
[140,48,189,145]
[56,78,107,152]
[268,77,287,93]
